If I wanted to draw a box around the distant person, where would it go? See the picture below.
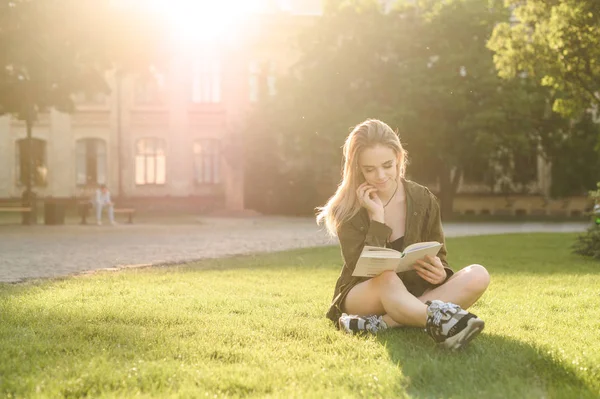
[316,119,490,350]
[93,184,115,225]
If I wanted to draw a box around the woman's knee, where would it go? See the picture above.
[463,264,490,293]
[373,270,405,290]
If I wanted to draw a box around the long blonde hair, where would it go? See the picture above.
[316,119,408,236]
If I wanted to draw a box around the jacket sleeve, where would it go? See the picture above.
[425,192,454,283]
[338,219,391,273]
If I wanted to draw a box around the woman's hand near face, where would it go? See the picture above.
[356,182,384,222]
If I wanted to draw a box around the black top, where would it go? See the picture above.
[387,236,405,251]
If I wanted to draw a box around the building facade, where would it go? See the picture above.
[0,11,317,213]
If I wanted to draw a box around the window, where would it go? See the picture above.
[135,73,166,105]
[135,138,166,185]
[193,139,220,184]
[16,138,47,186]
[192,59,221,103]
[513,150,538,185]
[249,61,276,103]
[76,139,107,186]
[249,61,261,103]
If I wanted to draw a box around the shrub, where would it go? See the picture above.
[572,182,600,259]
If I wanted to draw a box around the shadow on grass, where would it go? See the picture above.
[376,328,597,398]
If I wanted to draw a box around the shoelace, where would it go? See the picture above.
[364,315,387,332]
[431,302,460,325]
[365,315,381,327]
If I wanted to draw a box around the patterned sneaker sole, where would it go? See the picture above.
[338,316,354,335]
[441,317,485,350]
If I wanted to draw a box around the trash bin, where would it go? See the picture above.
[21,189,37,225]
[44,199,66,225]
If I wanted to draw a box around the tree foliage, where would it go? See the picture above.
[0,0,165,119]
[572,182,600,259]
[488,0,600,117]
[244,0,558,216]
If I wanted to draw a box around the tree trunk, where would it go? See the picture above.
[438,166,462,220]
[22,109,36,225]
[26,114,33,196]
[116,69,123,200]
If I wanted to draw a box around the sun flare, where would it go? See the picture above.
[146,0,269,44]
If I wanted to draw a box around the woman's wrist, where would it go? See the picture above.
[369,210,385,224]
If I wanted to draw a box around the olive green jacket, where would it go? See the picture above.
[325,179,453,323]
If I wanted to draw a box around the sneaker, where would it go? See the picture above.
[425,300,484,350]
[338,313,388,335]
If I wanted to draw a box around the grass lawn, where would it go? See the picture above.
[1,233,599,398]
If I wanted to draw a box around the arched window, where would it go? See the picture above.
[191,59,221,104]
[193,139,220,184]
[76,138,107,186]
[16,138,47,186]
[135,138,166,185]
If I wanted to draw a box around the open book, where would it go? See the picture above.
[352,241,443,277]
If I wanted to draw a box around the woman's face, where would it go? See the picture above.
[358,145,399,191]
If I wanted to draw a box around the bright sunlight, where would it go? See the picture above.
[146,0,274,44]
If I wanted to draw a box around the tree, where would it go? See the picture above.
[488,0,600,117]
[488,0,600,200]
[572,182,600,259]
[392,0,532,215]
[545,114,600,197]
[244,0,551,217]
[0,0,165,218]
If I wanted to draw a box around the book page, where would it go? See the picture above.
[396,243,442,271]
[353,256,402,277]
[403,241,442,253]
[361,245,402,258]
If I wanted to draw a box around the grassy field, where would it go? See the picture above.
[1,233,598,398]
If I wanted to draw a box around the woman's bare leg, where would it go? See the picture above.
[344,265,490,329]
[343,270,428,328]
[418,264,490,309]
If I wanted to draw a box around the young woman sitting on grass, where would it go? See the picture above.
[316,119,490,350]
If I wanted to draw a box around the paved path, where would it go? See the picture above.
[0,217,589,283]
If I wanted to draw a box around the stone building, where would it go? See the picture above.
[0,6,319,214]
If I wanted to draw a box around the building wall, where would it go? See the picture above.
[0,13,318,212]
[0,68,232,209]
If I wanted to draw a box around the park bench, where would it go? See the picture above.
[0,206,32,214]
[114,208,135,224]
[78,201,135,224]
[0,206,34,225]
